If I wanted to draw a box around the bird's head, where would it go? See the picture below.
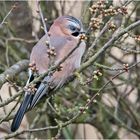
[49,16,84,38]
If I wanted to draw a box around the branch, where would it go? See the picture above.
[0,59,29,88]
[78,20,140,72]
[2,61,140,139]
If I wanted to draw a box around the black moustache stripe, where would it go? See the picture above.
[72,32,79,37]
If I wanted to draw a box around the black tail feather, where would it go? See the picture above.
[11,93,33,132]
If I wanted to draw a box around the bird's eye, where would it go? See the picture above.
[68,24,80,36]
[69,25,77,31]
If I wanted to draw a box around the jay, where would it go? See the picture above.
[11,15,86,132]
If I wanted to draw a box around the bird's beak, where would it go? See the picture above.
[79,31,86,34]
[79,28,86,34]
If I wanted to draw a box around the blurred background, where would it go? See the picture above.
[0,0,140,139]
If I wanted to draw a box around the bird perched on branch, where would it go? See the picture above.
[11,15,86,132]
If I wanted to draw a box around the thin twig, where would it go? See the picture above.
[36,0,48,36]
[0,4,16,28]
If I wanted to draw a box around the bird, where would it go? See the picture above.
[11,15,86,132]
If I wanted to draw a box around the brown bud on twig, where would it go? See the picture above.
[134,35,140,42]
[12,2,18,9]
[89,18,102,30]
[47,47,56,58]
[57,64,63,71]
[118,6,128,15]
[29,62,38,73]
[123,63,129,72]
[108,22,117,31]
[79,34,87,41]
